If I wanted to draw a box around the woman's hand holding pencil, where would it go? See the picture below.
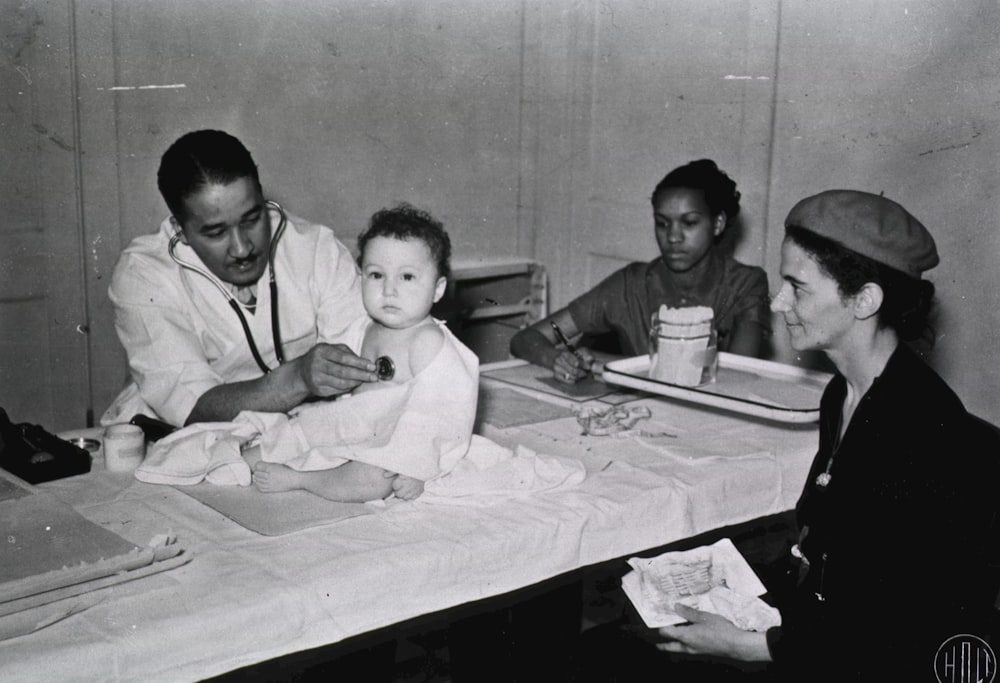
[550,321,595,384]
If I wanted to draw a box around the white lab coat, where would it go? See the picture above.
[102,208,367,427]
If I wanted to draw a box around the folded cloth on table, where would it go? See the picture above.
[418,434,586,505]
[135,422,257,486]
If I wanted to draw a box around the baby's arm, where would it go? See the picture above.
[377,324,443,502]
[406,321,446,377]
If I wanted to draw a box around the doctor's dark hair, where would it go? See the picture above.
[651,159,741,223]
[357,203,452,280]
[157,130,262,223]
[785,225,936,343]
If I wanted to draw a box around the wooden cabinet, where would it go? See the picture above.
[432,257,547,363]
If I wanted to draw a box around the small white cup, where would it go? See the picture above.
[103,423,146,473]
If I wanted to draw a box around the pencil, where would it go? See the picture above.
[550,321,577,353]
[550,321,590,371]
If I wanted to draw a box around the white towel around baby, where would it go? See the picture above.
[137,427,585,504]
[134,322,586,502]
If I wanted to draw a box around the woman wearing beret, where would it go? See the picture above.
[510,159,771,383]
[575,190,999,682]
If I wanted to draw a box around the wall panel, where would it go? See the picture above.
[767,0,1000,422]
[2,0,997,428]
[0,0,90,430]
[533,0,779,311]
[78,0,529,421]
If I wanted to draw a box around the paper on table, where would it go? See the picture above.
[475,386,573,430]
[0,468,190,630]
[621,537,780,630]
[1,481,142,585]
[0,474,31,502]
[180,483,372,536]
[481,363,623,402]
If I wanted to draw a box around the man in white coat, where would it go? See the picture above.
[102,129,376,428]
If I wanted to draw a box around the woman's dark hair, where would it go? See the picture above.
[357,203,451,280]
[157,130,261,222]
[651,159,741,223]
[785,225,935,342]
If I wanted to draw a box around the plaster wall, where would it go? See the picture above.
[1,0,997,428]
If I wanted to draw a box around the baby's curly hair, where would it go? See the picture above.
[357,203,452,280]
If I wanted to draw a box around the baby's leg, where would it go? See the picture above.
[255,461,395,502]
[253,462,306,493]
[391,474,425,500]
[308,461,395,502]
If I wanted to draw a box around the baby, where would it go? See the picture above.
[251,204,479,502]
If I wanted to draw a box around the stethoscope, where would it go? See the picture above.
[168,200,288,375]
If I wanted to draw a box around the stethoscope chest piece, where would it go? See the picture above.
[375,356,395,381]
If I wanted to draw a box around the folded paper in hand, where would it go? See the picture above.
[621,537,781,630]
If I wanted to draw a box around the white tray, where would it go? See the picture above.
[602,352,832,423]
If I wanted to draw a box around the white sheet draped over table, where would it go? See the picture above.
[0,371,817,682]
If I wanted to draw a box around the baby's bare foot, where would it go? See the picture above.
[253,462,301,493]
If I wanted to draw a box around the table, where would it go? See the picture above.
[0,361,819,682]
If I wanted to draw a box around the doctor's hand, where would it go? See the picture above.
[296,343,378,397]
[655,604,771,662]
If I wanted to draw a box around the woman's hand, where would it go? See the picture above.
[552,348,595,384]
[655,604,771,662]
[510,308,596,383]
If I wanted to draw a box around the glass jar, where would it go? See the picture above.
[648,311,718,387]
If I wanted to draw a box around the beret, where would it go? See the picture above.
[784,190,938,278]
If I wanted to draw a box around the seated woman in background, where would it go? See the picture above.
[509,159,771,383]
[574,190,1000,682]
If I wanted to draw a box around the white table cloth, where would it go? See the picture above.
[0,362,819,682]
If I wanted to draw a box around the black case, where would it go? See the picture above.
[0,408,91,484]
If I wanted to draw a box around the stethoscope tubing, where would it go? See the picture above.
[168,200,287,375]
